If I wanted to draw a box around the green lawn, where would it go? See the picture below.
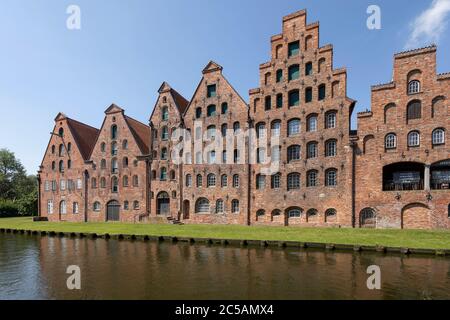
[1,217,450,250]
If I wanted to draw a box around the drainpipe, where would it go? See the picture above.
[351,140,357,228]
[83,170,89,223]
[37,172,42,218]
[246,111,253,226]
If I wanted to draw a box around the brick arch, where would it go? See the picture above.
[401,203,430,230]
[384,103,397,124]
[407,69,422,84]
[432,96,446,118]
[363,135,375,154]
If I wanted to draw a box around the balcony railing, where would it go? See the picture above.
[383,180,424,191]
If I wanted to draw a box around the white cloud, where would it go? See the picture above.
[405,0,450,49]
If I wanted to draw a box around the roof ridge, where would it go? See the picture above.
[394,45,436,58]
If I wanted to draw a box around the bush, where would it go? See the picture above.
[0,200,19,218]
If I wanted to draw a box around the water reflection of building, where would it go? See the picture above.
[36,237,450,299]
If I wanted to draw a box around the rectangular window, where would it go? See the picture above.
[305,88,312,103]
[288,65,300,81]
[265,96,272,111]
[77,179,82,190]
[52,180,57,191]
[271,174,281,189]
[288,41,300,57]
[288,91,300,107]
[207,84,216,98]
[276,69,283,83]
[276,94,283,108]
[60,180,66,191]
[44,181,50,192]
[305,62,313,76]
[47,200,53,214]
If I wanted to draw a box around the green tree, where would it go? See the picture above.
[0,149,37,216]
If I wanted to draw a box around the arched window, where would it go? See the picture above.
[360,208,376,228]
[59,144,65,157]
[256,210,265,220]
[276,69,283,83]
[307,114,318,132]
[325,139,337,157]
[276,93,283,108]
[257,148,266,164]
[221,102,228,114]
[231,200,240,213]
[161,126,169,140]
[288,90,300,107]
[408,80,420,94]
[385,133,397,149]
[124,201,129,210]
[111,158,118,173]
[288,64,300,81]
[233,122,240,133]
[51,161,56,171]
[271,120,281,136]
[93,202,101,212]
[123,175,129,187]
[216,200,224,213]
[233,174,239,188]
[325,209,337,220]
[307,209,318,220]
[287,145,301,162]
[161,148,168,160]
[67,160,72,169]
[288,119,300,136]
[51,145,55,154]
[100,159,107,169]
[271,173,281,189]
[264,72,271,86]
[265,96,272,110]
[111,125,118,140]
[318,84,326,101]
[325,169,338,186]
[221,174,228,187]
[307,142,318,159]
[132,175,139,187]
[305,87,313,103]
[432,128,445,145]
[307,170,318,187]
[160,168,167,181]
[207,125,216,140]
[59,160,64,173]
[287,173,300,190]
[305,62,313,76]
[67,143,71,153]
[207,151,216,164]
[271,145,281,162]
[207,104,216,117]
[101,142,106,153]
[111,142,118,156]
[91,178,97,189]
[122,140,128,150]
[325,111,337,129]
[58,128,64,137]
[256,122,266,139]
[407,131,420,147]
[100,177,106,188]
[170,170,175,180]
[195,107,202,119]
[196,198,210,213]
[288,208,302,218]
[111,177,118,193]
[318,58,326,73]
[161,106,169,121]
[123,157,129,168]
[384,103,397,124]
[59,201,67,215]
[407,100,422,121]
[196,174,203,187]
[256,174,266,190]
[185,174,192,187]
[133,201,140,210]
[207,174,216,187]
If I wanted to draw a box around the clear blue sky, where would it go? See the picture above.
[1,0,449,174]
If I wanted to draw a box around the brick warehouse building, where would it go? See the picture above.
[37,9,450,229]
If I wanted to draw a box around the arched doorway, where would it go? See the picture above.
[360,208,376,228]
[183,200,190,220]
[106,200,120,222]
[402,203,430,229]
[157,192,170,215]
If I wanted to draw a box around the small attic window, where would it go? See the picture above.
[58,128,64,137]
[162,96,167,103]
[207,84,217,98]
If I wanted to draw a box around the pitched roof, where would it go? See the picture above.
[150,82,190,120]
[124,115,151,155]
[202,60,223,74]
[66,118,100,160]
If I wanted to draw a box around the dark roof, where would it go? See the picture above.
[170,88,189,114]
[124,116,150,155]
[66,118,100,160]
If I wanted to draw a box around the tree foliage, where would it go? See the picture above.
[0,149,37,216]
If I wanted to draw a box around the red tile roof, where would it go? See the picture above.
[66,118,100,160]
[124,116,150,155]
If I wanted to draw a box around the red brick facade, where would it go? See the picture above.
[38,9,450,229]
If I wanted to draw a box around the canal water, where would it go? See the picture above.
[0,233,449,300]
